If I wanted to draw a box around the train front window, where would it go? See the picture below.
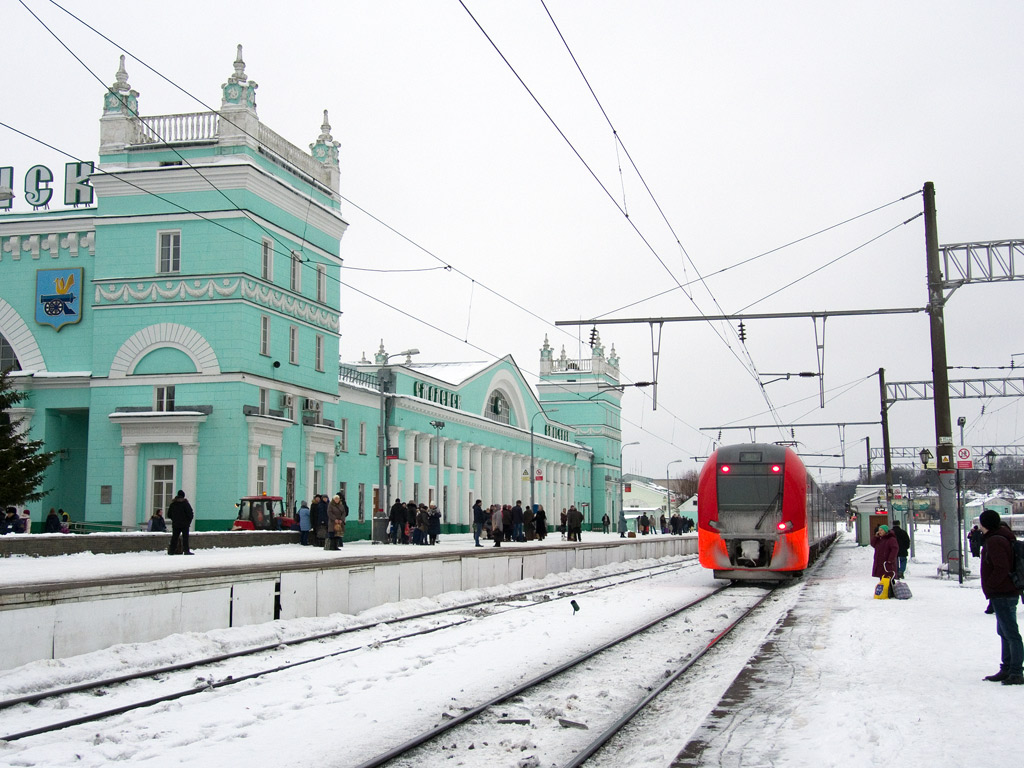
[717,466,783,513]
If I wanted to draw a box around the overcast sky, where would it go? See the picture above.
[4,1,1023,482]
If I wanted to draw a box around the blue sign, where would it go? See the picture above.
[36,268,83,331]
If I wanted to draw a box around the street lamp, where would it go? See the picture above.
[985,449,997,472]
[377,346,419,536]
[429,420,445,514]
[666,459,682,522]
[619,441,639,537]
[530,408,557,515]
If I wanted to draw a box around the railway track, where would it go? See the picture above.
[0,557,698,742]
[349,583,779,768]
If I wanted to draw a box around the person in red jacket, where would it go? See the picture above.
[870,524,898,582]
[978,509,1023,685]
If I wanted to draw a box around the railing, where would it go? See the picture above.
[136,112,220,144]
[550,358,593,373]
[68,521,136,533]
[339,364,380,389]
[257,122,330,186]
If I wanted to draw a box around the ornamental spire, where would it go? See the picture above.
[310,109,340,166]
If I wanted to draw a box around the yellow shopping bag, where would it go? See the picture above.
[873,575,891,599]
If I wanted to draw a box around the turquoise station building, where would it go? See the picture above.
[0,50,628,538]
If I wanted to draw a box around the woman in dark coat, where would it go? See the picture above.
[535,506,547,540]
[427,505,441,545]
[44,508,62,533]
[870,524,899,579]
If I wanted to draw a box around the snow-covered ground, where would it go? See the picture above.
[0,526,1018,768]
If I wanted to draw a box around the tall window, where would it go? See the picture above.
[289,325,299,365]
[260,315,270,356]
[151,463,175,520]
[262,238,273,281]
[259,387,269,415]
[0,335,21,371]
[158,231,180,273]
[313,468,322,497]
[155,385,175,412]
[256,463,267,496]
[315,334,324,372]
[290,251,302,292]
[316,264,327,303]
[338,418,348,452]
[359,422,367,454]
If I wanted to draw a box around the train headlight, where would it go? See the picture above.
[720,465,731,473]
[771,464,781,473]
[777,521,793,532]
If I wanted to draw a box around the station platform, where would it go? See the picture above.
[0,532,696,671]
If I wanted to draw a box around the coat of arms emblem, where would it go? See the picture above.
[35,268,83,331]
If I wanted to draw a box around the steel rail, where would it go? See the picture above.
[349,583,735,768]
[0,557,694,712]
[0,561,696,741]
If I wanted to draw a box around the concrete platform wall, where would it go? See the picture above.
[0,538,696,670]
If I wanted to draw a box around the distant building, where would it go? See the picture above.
[0,51,628,536]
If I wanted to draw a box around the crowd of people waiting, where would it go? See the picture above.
[2,507,70,534]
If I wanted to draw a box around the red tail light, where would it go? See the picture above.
[771,464,781,473]
[721,465,731,473]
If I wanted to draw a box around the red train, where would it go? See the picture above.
[697,443,836,580]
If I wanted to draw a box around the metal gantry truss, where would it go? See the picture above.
[886,377,1024,404]
[871,445,1024,461]
[940,239,1024,290]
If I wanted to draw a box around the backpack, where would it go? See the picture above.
[1010,538,1024,591]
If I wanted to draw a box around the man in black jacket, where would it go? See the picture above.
[167,490,194,555]
[891,520,911,579]
[978,509,1022,685]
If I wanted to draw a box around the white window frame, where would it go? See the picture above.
[313,468,323,497]
[147,460,177,524]
[290,251,302,292]
[289,325,299,365]
[262,238,274,281]
[260,315,270,356]
[338,418,348,452]
[155,385,175,412]
[359,422,367,454]
[259,387,269,416]
[315,334,324,372]
[316,264,327,303]
[256,462,267,496]
[157,230,181,274]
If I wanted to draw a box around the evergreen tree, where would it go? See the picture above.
[0,369,55,504]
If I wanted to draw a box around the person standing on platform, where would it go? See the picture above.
[167,490,194,555]
[968,525,984,558]
[491,504,504,547]
[427,504,441,545]
[601,513,610,534]
[473,499,486,547]
[560,508,568,540]
[148,509,167,532]
[870,524,897,582]
[524,504,535,541]
[618,507,628,538]
[978,509,1023,685]
[388,498,405,544]
[891,520,911,579]
[567,505,583,542]
[511,501,524,542]
[2,508,18,534]
[327,494,347,550]
[297,500,311,546]
[44,508,61,533]
[536,505,548,541]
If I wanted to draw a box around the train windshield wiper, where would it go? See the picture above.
[754,491,781,530]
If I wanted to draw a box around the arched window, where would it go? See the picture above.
[0,334,21,372]
[486,391,511,425]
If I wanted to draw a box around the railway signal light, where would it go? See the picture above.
[738,321,746,343]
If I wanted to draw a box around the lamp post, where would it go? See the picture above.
[429,420,445,513]
[377,347,419,537]
[619,441,639,537]
[530,409,557,515]
[666,459,682,521]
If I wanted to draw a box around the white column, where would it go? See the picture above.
[181,443,199,529]
[271,446,282,497]
[503,452,515,504]
[388,425,402,501]
[481,448,493,505]
[492,449,502,503]
[247,441,259,495]
[445,438,458,523]
[304,440,316,503]
[404,430,417,502]
[121,444,139,529]
[463,444,476,526]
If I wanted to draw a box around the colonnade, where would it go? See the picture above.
[386,426,577,526]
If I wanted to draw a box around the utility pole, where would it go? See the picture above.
[878,368,894,524]
[923,182,959,575]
